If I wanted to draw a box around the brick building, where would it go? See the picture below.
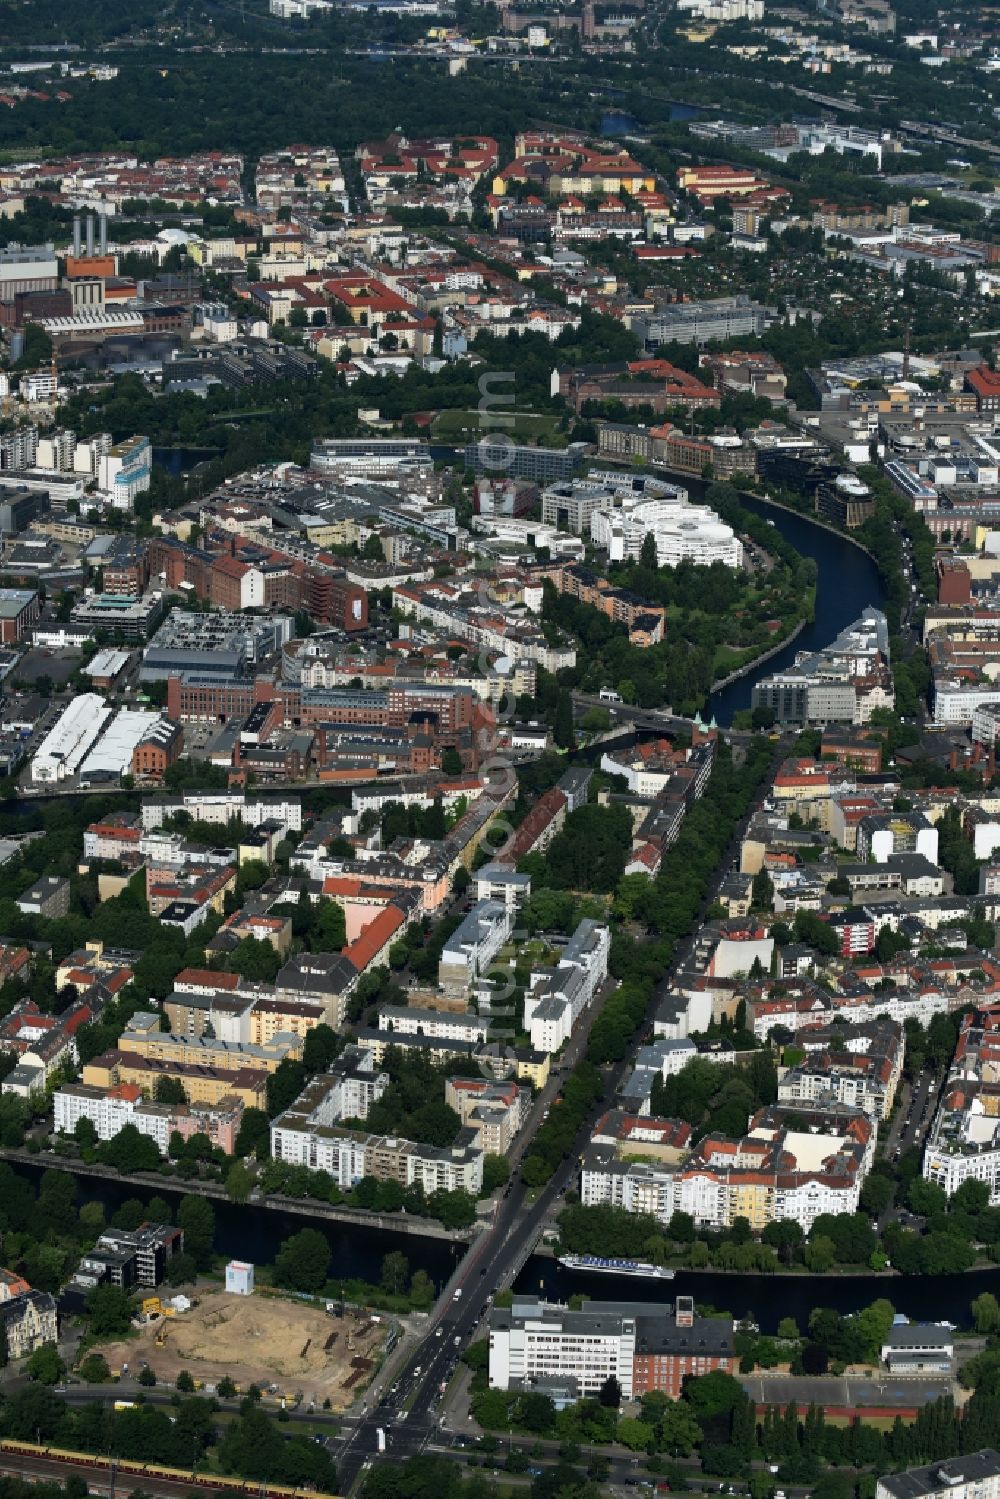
[0,588,39,644]
[131,719,184,780]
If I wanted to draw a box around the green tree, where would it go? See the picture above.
[155,1076,187,1104]
[482,1154,511,1196]
[273,1228,330,1294]
[87,1284,135,1338]
[79,1353,111,1383]
[972,1292,1000,1335]
[177,1194,216,1269]
[26,1344,65,1385]
[804,1235,836,1273]
[617,1417,654,1451]
[553,690,576,751]
[856,1299,895,1362]
[96,1123,161,1174]
[380,1251,410,1296]
[226,1161,255,1203]
[235,1106,271,1159]
[658,1399,703,1455]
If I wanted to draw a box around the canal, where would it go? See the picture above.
[708,496,887,726]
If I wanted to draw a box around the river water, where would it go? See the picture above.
[708,497,887,726]
[13,1155,998,1333]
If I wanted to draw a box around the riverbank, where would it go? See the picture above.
[707,493,887,724]
[517,1253,999,1330]
[0,1149,476,1244]
[709,616,808,693]
[537,1241,1000,1279]
[745,488,879,563]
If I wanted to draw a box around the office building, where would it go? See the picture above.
[489,1296,735,1401]
[632,296,771,349]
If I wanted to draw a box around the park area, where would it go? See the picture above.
[92,1289,388,1409]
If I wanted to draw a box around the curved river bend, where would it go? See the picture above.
[709,495,887,726]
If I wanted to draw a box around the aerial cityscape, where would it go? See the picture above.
[2,2,1000,1499]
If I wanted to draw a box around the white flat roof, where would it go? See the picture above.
[80,709,164,777]
[86,648,132,678]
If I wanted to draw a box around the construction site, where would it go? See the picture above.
[90,1289,388,1410]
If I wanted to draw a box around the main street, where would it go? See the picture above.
[335,744,780,1493]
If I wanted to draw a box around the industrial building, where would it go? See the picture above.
[78,710,171,785]
[31,694,114,784]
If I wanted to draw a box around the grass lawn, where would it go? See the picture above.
[431,408,566,444]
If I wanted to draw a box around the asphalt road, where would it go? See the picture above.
[336,747,781,1493]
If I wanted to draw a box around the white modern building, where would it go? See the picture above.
[438,899,513,995]
[591,493,743,570]
[523,919,611,1054]
[490,1297,638,1399]
[140,792,302,834]
[54,1084,138,1140]
[475,865,532,913]
[97,436,151,510]
[31,694,114,784]
[375,1006,489,1045]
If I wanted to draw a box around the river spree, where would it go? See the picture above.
[11,1163,463,1292]
[17,1163,998,1331]
[513,1257,996,1333]
[709,498,887,726]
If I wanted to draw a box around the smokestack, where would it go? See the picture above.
[85,215,95,256]
[72,215,81,257]
[99,213,108,255]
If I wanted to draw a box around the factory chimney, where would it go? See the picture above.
[72,215,82,257]
[85,215,95,256]
[98,213,108,255]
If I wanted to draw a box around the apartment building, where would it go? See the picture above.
[376,1005,489,1046]
[114,1014,301,1074]
[0,1289,58,1360]
[82,1050,268,1109]
[676,1104,875,1231]
[877,1453,1000,1499]
[777,1018,903,1120]
[54,1082,243,1155]
[444,1076,527,1154]
[584,1103,874,1232]
[475,865,532,913]
[271,1079,483,1194]
[140,792,302,835]
[523,919,611,1054]
[274,950,358,1031]
[923,1006,1000,1203]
